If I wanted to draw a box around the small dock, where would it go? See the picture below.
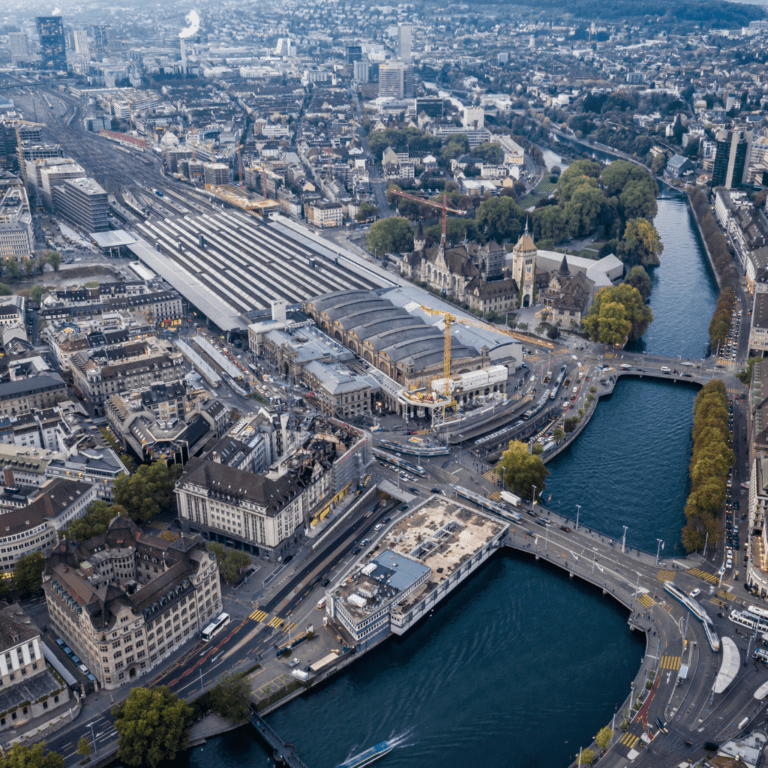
[249,709,309,768]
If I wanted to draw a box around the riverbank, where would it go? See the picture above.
[687,188,723,289]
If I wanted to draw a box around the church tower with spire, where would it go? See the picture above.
[414,220,425,252]
[511,220,537,306]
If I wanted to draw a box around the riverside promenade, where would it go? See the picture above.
[498,495,768,768]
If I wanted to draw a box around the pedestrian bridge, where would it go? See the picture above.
[249,708,309,768]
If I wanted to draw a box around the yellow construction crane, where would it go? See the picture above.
[420,306,555,350]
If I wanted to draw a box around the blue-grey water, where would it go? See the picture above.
[169,198,718,768]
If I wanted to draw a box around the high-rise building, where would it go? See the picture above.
[403,64,414,98]
[378,61,406,99]
[52,177,108,232]
[73,30,89,58]
[347,45,363,63]
[353,61,370,83]
[37,16,67,71]
[397,25,412,62]
[712,129,753,189]
[92,23,109,53]
[9,32,29,63]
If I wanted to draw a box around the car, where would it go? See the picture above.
[726,558,733,569]
[559,525,571,532]
[656,717,669,734]
[283,554,293,564]
[689,588,701,598]
[321,578,331,587]
[360,538,371,546]
[431,488,441,494]
[409,486,419,494]
[55,638,65,648]
[536,517,550,527]
[71,655,81,665]
[352,547,361,555]
[400,504,408,510]
[374,523,383,531]
[735,500,740,510]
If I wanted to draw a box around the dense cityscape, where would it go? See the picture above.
[2,0,768,766]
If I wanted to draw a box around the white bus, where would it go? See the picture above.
[201,612,230,642]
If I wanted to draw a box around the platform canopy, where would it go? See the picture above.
[713,636,740,694]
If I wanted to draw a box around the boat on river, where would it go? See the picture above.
[335,740,393,768]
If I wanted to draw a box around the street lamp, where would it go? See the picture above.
[622,525,628,554]
[655,538,664,566]
[89,722,97,755]
[532,484,537,510]
[576,504,581,530]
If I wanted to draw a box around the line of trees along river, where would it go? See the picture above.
[170,198,717,768]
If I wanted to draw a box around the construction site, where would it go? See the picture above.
[303,287,525,423]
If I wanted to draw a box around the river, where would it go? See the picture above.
[167,199,717,768]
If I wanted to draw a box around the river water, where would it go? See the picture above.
[168,198,718,768]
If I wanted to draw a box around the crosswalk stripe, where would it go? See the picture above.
[620,732,639,747]
[283,622,297,633]
[249,609,268,622]
[717,590,736,601]
[269,616,283,628]
[638,594,654,608]
[689,568,718,584]
[660,655,680,670]
[657,569,676,582]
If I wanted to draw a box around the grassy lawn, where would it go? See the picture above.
[516,177,558,210]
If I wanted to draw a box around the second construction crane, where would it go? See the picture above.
[388,189,466,246]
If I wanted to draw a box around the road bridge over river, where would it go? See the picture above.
[493,496,768,768]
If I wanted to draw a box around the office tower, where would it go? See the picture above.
[712,129,753,189]
[403,64,414,99]
[9,33,29,63]
[353,61,370,83]
[92,23,109,53]
[378,62,405,99]
[397,25,412,62]
[347,45,363,63]
[52,177,108,232]
[275,38,295,57]
[37,16,67,71]
[73,30,89,58]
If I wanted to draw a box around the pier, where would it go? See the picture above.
[249,708,309,768]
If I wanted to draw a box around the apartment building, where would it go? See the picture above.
[0,478,97,574]
[0,603,71,735]
[0,374,67,419]
[71,349,184,413]
[176,417,371,560]
[43,516,222,691]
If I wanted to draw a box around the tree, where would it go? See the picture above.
[77,737,92,759]
[0,743,64,768]
[496,440,549,501]
[553,427,565,441]
[5,259,20,280]
[208,542,252,584]
[475,196,524,243]
[210,673,251,722]
[583,284,653,345]
[14,552,44,597]
[46,251,61,272]
[29,284,45,304]
[65,500,126,541]
[0,575,11,602]
[112,687,193,768]
[531,442,544,455]
[473,141,503,165]
[566,185,605,238]
[624,265,653,301]
[617,218,664,267]
[600,160,653,198]
[356,201,378,222]
[619,179,658,221]
[367,217,413,255]
[596,726,614,751]
[23,259,37,276]
[112,462,182,524]
[577,747,595,765]
[533,205,568,243]
[557,160,601,202]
